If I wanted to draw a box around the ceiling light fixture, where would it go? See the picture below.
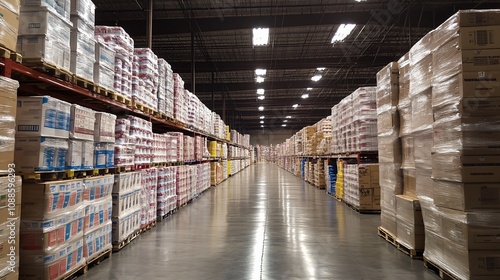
[331,24,356,44]
[260,121,264,124]
[292,104,299,109]
[258,95,265,100]
[282,124,287,127]
[283,120,288,123]
[253,28,269,46]
[258,106,264,111]
[301,94,309,99]
[255,69,267,76]
[311,75,322,82]
[307,87,313,90]
[317,67,326,71]
[257,89,265,95]
[286,116,292,119]
[261,125,264,128]
[256,76,265,83]
[260,116,265,119]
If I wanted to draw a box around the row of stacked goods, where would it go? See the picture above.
[331,87,378,154]
[313,161,326,188]
[229,130,251,148]
[207,141,229,159]
[0,79,20,280]
[316,116,333,155]
[377,9,500,279]
[325,160,337,195]
[20,175,114,279]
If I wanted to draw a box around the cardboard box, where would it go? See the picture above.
[94,112,116,143]
[377,136,402,164]
[0,0,19,51]
[396,219,425,250]
[112,172,141,194]
[0,176,22,208]
[402,169,417,198]
[111,209,140,243]
[441,239,500,278]
[0,77,17,174]
[14,137,69,173]
[95,40,115,70]
[377,109,399,136]
[111,189,140,218]
[66,140,83,170]
[20,0,71,21]
[381,211,397,237]
[17,34,72,71]
[16,96,71,138]
[401,136,415,169]
[69,105,95,141]
[20,219,84,252]
[396,195,422,225]
[398,104,412,137]
[18,8,71,41]
[441,212,500,250]
[432,154,500,183]
[434,181,500,211]
[21,179,83,219]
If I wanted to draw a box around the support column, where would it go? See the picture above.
[191,32,195,94]
[147,0,153,48]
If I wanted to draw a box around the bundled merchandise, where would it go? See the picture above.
[194,136,208,161]
[352,87,378,152]
[157,167,177,217]
[186,91,199,127]
[0,77,18,174]
[173,74,186,124]
[165,61,175,118]
[133,48,159,110]
[94,37,116,90]
[420,10,500,279]
[112,171,142,243]
[140,168,157,228]
[153,134,168,163]
[165,133,178,163]
[167,132,184,162]
[128,116,153,165]
[335,160,344,199]
[156,59,167,114]
[0,0,20,51]
[325,162,337,195]
[114,118,135,166]
[0,176,21,278]
[342,164,380,210]
[213,114,226,140]
[69,0,96,80]
[175,165,188,207]
[196,163,210,195]
[314,160,326,188]
[95,26,134,97]
[183,135,194,162]
[17,5,72,71]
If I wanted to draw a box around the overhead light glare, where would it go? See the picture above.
[258,95,265,100]
[261,125,264,128]
[292,104,299,109]
[260,121,264,124]
[331,24,356,44]
[260,116,265,119]
[307,87,313,91]
[256,76,265,83]
[311,75,322,82]
[258,106,264,111]
[282,124,287,127]
[257,89,265,95]
[286,116,292,119]
[301,94,309,99]
[283,120,288,123]
[253,28,269,46]
[255,69,267,76]
[317,67,326,71]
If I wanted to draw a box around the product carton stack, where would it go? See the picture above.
[376,61,403,237]
[93,112,116,169]
[111,171,141,245]
[0,77,18,175]
[302,126,317,155]
[314,160,326,188]
[352,87,378,152]
[157,167,177,217]
[157,59,168,115]
[334,160,344,199]
[133,48,159,111]
[343,164,380,211]
[114,118,135,167]
[140,168,157,229]
[127,116,153,165]
[153,134,168,163]
[18,0,72,71]
[175,166,188,207]
[422,10,500,279]
[70,0,96,81]
[20,179,85,279]
[173,74,186,124]
[165,62,175,119]
[0,0,20,52]
[94,37,116,91]
[82,176,113,262]
[95,26,134,98]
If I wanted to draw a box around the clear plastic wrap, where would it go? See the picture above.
[380,210,397,236]
[70,104,95,140]
[402,168,416,197]
[111,209,141,243]
[415,167,433,200]
[67,139,83,169]
[413,133,432,170]
[0,0,19,51]
[410,88,433,134]
[94,112,116,143]
[377,107,399,137]
[434,180,500,211]
[397,52,411,107]
[400,136,415,169]
[379,162,403,192]
[409,32,433,98]
[83,221,112,259]
[0,76,17,173]
[432,153,500,183]
[21,0,71,20]
[398,103,412,137]
[70,0,95,26]
[15,137,69,173]
[376,62,399,114]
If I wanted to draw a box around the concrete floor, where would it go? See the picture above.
[82,163,439,280]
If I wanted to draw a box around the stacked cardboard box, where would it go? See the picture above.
[343,164,380,210]
[352,88,378,152]
[18,2,72,71]
[140,168,157,228]
[94,37,116,91]
[70,0,96,81]
[0,0,20,52]
[112,172,142,244]
[313,160,326,188]
[157,167,177,217]
[0,176,21,279]
[0,77,18,174]
[133,48,159,110]
[421,10,500,279]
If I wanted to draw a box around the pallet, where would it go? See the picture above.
[22,58,73,82]
[377,226,423,259]
[424,258,460,280]
[345,202,381,214]
[112,229,141,252]
[140,221,157,233]
[132,101,156,115]
[0,45,22,63]
[59,248,112,280]
[378,226,397,246]
[157,208,177,221]
[154,111,167,119]
[20,167,118,182]
[95,85,115,98]
[73,75,96,92]
[108,91,132,106]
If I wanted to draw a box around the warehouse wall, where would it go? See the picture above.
[250,131,293,146]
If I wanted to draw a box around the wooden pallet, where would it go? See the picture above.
[424,258,460,280]
[22,58,73,82]
[132,101,157,115]
[140,221,157,233]
[108,91,132,106]
[154,111,167,119]
[21,168,115,182]
[0,45,22,63]
[345,202,381,214]
[157,208,177,221]
[378,226,397,246]
[113,229,141,252]
[59,248,112,280]
[377,226,423,259]
[73,75,96,92]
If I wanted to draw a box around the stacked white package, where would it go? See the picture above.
[95,26,134,98]
[165,133,178,163]
[112,171,142,243]
[194,136,208,161]
[140,168,157,228]
[17,6,72,71]
[69,0,95,81]
[157,166,177,217]
[186,91,198,128]
[175,165,188,207]
[83,175,113,259]
[173,74,186,123]
[352,87,378,152]
[21,0,70,20]
[114,118,134,166]
[153,133,168,163]
[167,132,184,163]
[165,63,175,118]
[127,116,153,165]
[94,112,116,143]
[183,135,194,162]
[94,38,116,90]
[133,48,159,110]
[156,59,167,115]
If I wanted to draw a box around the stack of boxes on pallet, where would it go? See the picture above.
[112,172,141,246]
[343,164,380,211]
[70,0,96,81]
[0,0,19,52]
[377,10,500,278]
[156,167,177,217]
[0,77,20,280]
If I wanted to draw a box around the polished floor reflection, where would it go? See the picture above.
[82,163,438,280]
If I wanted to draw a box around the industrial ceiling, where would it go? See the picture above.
[94,0,498,133]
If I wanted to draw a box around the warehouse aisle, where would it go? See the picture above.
[82,163,438,280]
